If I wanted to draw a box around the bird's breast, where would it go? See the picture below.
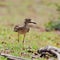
[18,28,29,34]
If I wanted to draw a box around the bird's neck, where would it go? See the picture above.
[24,23,29,28]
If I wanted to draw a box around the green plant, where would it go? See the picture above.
[45,20,60,31]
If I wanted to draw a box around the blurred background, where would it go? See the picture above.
[0,0,60,27]
[0,0,60,60]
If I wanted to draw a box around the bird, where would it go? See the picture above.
[14,18,36,49]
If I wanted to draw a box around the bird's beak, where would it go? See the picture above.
[29,22,37,24]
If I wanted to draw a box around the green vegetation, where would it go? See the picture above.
[0,0,60,60]
[0,25,60,60]
[45,20,60,31]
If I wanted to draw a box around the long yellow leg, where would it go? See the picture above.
[18,33,19,42]
[22,34,26,50]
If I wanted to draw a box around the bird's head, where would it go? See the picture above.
[24,18,36,24]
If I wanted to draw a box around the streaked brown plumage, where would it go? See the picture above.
[14,18,36,49]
